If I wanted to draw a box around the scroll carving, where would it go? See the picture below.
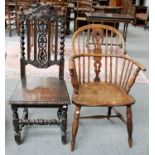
[37,18,48,66]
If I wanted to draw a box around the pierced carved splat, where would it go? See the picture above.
[92,29,103,82]
[37,18,48,66]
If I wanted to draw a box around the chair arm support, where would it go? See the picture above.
[125,55,146,71]
[69,56,79,94]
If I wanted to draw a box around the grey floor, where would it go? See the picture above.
[5,23,149,155]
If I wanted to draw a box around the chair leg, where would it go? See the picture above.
[75,19,78,31]
[12,106,21,145]
[23,108,28,119]
[107,107,112,119]
[71,105,81,151]
[57,107,62,120]
[61,105,68,144]
[8,17,12,36]
[127,105,133,148]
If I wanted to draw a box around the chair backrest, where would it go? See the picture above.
[5,0,17,12]
[70,24,145,93]
[71,24,125,56]
[77,0,93,16]
[70,54,145,93]
[19,4,66,79]
[121,0,132,14]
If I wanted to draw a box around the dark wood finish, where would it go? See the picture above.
[107,107,112,119]
[75,0,93,30]
[135,6,148,29]
[69,24,146,151]
[10,78,70,106]
[5,0,18,36]
[93,5,122,13]
[9,4,70,145]
[85,12,134,41]
[95,0,109,6]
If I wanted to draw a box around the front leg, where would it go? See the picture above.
[12,106,21,145]
[61,105,68,144]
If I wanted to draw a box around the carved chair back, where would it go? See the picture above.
[70,24,145,93]
[19,5,66,79]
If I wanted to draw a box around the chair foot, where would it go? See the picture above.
[71,105,81,151]
[14,132,21,145]
[61,105,68,144]
[127,105,133,148]
[61,135,67,144]
[12,106,22,145]
[71,142,75,152]
[128,138,132,148]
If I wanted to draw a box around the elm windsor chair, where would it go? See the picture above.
[9,4,70,145]
[69,24,146,151]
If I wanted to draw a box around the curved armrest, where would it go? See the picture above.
[69,56,79,94]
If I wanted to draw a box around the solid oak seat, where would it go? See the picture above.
[72,82,135,107]
[9,77,70,106]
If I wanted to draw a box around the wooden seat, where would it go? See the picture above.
[69,24,146,151]
[9,4,70,145]
[10,78,69,106]
[72,82,135,106]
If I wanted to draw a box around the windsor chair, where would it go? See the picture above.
[9,5,70,145]
[69,24,146,151]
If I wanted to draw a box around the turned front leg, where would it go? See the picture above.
[127,105,133,148]
[12,106,21,145]
[71,105,81,151]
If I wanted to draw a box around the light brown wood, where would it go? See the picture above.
[71,105,81,151]
[69,24,146,151]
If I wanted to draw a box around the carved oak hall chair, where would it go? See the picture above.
[9,4,70,145]
[69,24,146,151]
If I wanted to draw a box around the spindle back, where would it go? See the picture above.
[71,24,125,56]
[70,54,145,93]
